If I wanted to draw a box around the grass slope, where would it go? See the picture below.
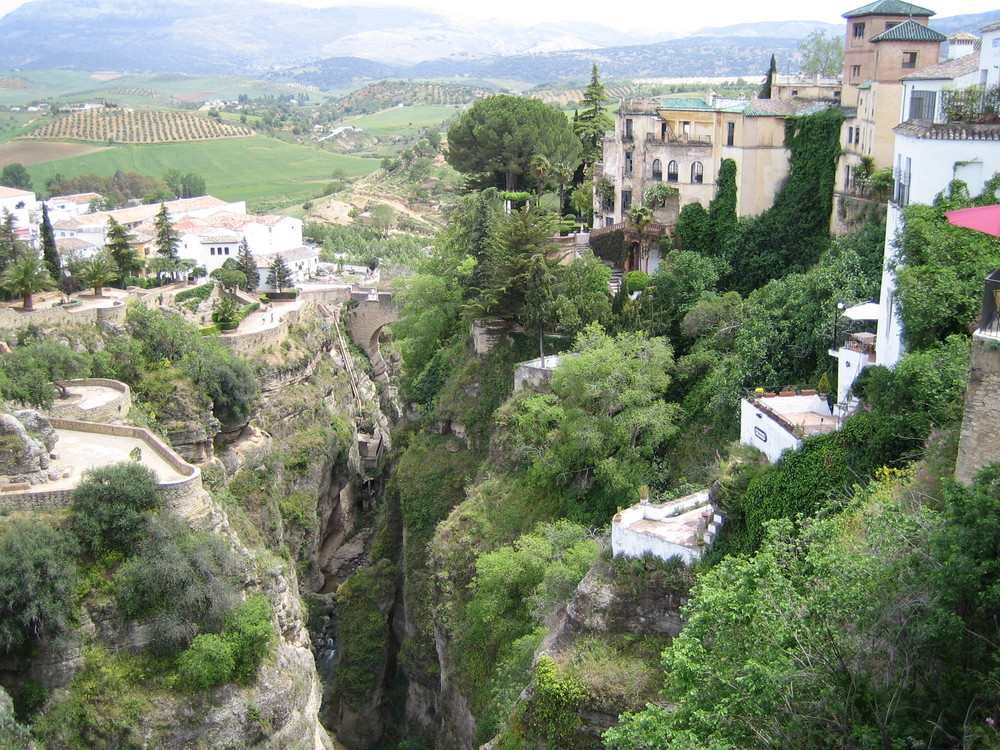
[24,135,379,203]
[345,105,459,138]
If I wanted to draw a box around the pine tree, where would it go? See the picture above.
[760,54,777,99]
[40,204,61,284]
[266,254,292,293]
[574,64,614,166]
[104,217,142,280]
[236,238,259,291]
[154,203,179,262]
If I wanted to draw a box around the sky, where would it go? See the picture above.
[0,0,997,33]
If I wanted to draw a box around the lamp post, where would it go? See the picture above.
[833,301,846,351]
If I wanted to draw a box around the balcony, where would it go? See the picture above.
[645,133,712,146]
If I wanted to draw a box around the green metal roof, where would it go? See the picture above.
[844,0,934,18]
[869,18,946,41]
[857,80,873,89]
[656,98,714,111]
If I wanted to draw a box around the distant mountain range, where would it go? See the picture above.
[0,0,996,87]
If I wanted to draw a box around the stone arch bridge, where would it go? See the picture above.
[345,289,399,381]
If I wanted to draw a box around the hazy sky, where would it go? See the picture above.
[0,0,996,33]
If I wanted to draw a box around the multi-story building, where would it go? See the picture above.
[595,95,833,273]
[838,1,947,196]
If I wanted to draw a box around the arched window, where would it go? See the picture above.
[691,161,704,184]
[651,159,662,181]
[667,161,678,182]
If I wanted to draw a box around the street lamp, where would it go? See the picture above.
[833,301,846,351]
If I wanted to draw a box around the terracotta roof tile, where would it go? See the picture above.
[902,52,979,80]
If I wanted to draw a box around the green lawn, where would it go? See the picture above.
[345,105,458,138]
[24,135,379,203]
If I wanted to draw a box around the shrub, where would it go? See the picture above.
[223,595,274,683]
[0,522,79,654]
[115,511,242,655]
[71,462,163,556]
[177,634,236,690]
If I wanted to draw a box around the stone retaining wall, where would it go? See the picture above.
[0,417,202,512]
[956,334,1000,483]
[48,378,132,424]
[0,300,126,335]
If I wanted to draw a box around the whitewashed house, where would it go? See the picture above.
[0,185,35,234]
[254,247,320,292]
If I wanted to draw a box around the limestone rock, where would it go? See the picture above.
[0,412,52,475]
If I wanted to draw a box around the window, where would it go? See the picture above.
[902,52,917,69]
[210,247,215,255]
[851,65,861,79]
[651,159,662,181]
[691,162,704,184]
[624,152,633,176]
[621,189,632,213]
[908,90,937,120]
[726,122,735,146]
[225,247,230,255]
[847,126,854,144]
[885,21,898,30]
[791,89,799,96]
[667,160,678,182]
[853,22,865,38]
[624,119,633,139]
[854,127,860,144]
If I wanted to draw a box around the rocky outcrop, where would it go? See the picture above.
[0,411,55,477]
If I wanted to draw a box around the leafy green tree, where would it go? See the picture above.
[210,295,242,325]
[186,344,259,424]
[266,253,292,292]
[154,202,180,265]
[104,216,141,280]
[798,29,843,77]
[0,252,55,310]
[0,339,90,406]
[71,462,164,556]
[125,303,199,363]
[553,250,612,334]
[573,64,614,166]
[494,325,678,522]
[0,163,32,192]
[235,238,258,291]
[0,522,78,654]
[370,203,395,237]
[39,204,60,283]
[447,95,581,191]
[209,267,246,292]
[78,251,119,296]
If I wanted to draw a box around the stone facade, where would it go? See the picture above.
[955,334,1000,484]
[345,289,399,381]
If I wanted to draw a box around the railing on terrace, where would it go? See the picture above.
[645,133,712,145]
[590,220,672,240]
[590,221,625,238]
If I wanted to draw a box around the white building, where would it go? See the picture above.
[254,247,320,292]
[874,24,1000,371]
[0,185,36,235]
[740,392,838,463]
[611,489,721,565]
[45,192,105,221]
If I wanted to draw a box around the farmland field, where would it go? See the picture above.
[24,136,379,204]
[25,108,254,143]
[0,140,106,166]
[345,105,460,138]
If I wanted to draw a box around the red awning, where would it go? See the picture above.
[944,204,1000,238]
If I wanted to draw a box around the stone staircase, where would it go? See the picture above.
[605,262,625,296]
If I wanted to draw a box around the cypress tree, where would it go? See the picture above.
[760,54,777,99]
[154,203,179,262]
[40,204,61,283]
[236,238,258,291]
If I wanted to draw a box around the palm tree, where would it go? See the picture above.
[529,154,550,197]
[552,161,574,214]
[78,252,119,296]
[627,204,654,273]
[1,252,55,310]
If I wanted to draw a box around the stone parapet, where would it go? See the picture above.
[0,417,202,512]
[47,378,132,424]
[956,334,1000,483]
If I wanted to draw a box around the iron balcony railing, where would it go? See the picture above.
[645,133,712,145]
